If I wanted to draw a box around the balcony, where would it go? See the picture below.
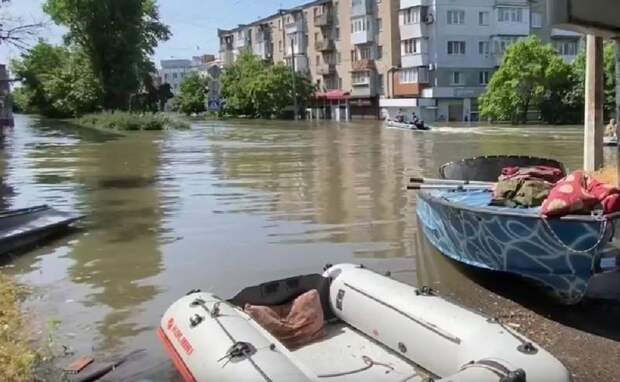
[352,0,372,17]
[314,13,332,27]
[317,64,336,76]
[254,41,273,60]
[234,37,250,49]
[400,23,429,40]
[314,39,335,52]
[400,0,432,9]
[401,53,429,68]
[551,28,582,38]
[495,0,529,5]
[351,59,375,72]
[220,50,234,67]
[351,29,373,45]
[285,19,305,35]
[286,55,308,73]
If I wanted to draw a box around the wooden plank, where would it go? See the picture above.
[584,35,604,172]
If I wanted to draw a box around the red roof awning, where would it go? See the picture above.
[315,90,350,101]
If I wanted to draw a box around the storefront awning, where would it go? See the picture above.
[315,90,350,101]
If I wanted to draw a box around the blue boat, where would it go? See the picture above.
[415,156,620,304]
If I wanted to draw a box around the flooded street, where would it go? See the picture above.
[0,115,610,380]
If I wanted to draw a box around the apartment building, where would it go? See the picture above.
[217,0,580,122]
[218,0,400,119]
[159,59,194,94]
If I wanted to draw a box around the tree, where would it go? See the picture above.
[11,42,102,117]
[480,36,574,124]
[43,0,171,110]
[174,72,209,115]
[221,52,316,118]
[157,83,173,112]
[569,41,617,120]
[0,0,44,50]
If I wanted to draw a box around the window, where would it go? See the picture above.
[479,71,490,85]
[164,73,168,81]
[479,11,489,26]
[377,45,383,60]
[278,19,282,30]
[314,32,319,41]
[478,41,490,55]
[402,7,420,25]
[335,28,340,40]
[337,52,341,64]
[377,18,382,32]
[352,72,370,85]
[494,36,520,54]
[498,7,523,23]
[399,68,429,84]
[316,55,320,65]
[447,10,465,25]
[451,71,464,85]
[358,46,371,59]
[531,12,543,28]
[402,38,420,54]
[447,41,465,55]
[351,17,368,33]
[554,40,578,56]
[378,74,384,95]
[173,73,178,79]
[338,77,343,89]
[279,40,283,52]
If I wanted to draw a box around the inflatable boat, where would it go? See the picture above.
[157,264,570,382]
[604,136,618,147]
[386,120,432,131]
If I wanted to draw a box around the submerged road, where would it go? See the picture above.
[1,115,618,381]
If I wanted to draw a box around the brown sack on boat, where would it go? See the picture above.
[244,289,326,348]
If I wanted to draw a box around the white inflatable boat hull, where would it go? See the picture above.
[158,264,570,382]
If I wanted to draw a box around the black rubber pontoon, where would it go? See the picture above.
[439,155,566,182]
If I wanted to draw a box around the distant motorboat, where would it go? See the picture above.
[0,205,84,256]
[604,136,618,147]
[386,119,432,131]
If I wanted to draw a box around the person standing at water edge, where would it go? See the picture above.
[605,119,618,138]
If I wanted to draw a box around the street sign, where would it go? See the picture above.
[208,99,221,112]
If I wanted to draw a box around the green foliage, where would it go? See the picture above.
[77,111,189,131]
[43,0,171,109]
[174,72,209,115]
[221,52,316,118]
[480,36,576,124]
[11,42,103,117]
[570,42,617,119]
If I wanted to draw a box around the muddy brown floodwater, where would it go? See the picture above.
[1,115,619,381]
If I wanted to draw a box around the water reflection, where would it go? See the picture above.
[69,135,166,350]
[1,117,608,380]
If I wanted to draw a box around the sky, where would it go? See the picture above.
[0,0,307,67]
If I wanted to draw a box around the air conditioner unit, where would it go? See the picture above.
[424,13,435,25]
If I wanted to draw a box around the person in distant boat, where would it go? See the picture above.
[395,111,404,123]
[606,118,618,138]
[411,112,419,125]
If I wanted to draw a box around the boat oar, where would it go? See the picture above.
[407,184,493,191]
[409,177,494,186]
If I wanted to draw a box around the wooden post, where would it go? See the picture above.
[615,39,620,186]
[583,35,604,172]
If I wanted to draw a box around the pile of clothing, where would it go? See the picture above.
[492,165,620,217]
[492,166,564,208]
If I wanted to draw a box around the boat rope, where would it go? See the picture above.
[541,217,609,254]
[344,282,462,344]
[317,355,394,378]
[192,298,273,382]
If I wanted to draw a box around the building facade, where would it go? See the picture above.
[217,0,582,122]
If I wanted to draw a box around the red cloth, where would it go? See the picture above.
[501,166,565,183]
[541,170,620,217]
